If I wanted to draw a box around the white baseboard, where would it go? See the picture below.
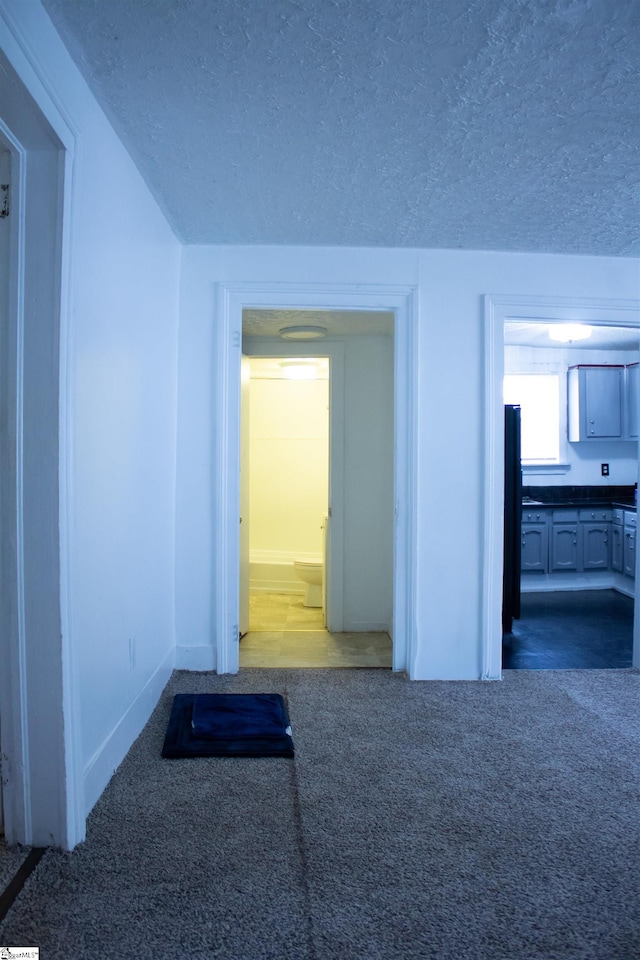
[83,644,175,816]
[250,581,304,595]
[343,621,390,633]
[175,643,216,670]
[522,572,635,597]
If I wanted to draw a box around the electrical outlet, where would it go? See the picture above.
[601,463,609,476]
[128,636,136,670]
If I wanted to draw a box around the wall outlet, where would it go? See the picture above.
[601,463,609,476]
[128,636,136,670]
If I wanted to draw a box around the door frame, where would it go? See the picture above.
[482,294,640,679]
[213,282,419,675]
[0,30,84,847]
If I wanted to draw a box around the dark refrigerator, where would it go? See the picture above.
[502,404,522,635]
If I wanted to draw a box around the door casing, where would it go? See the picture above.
[483,294,640,679]
[213,282,419,675]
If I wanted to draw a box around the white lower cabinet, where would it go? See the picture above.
[521,505,634,581]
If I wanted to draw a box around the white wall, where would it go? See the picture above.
[342,335,394,631]
[176,245,639,679]
[506,345,639,486]
[1,0,181,836]
[249,374,328,562]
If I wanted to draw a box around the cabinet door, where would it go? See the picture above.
[627,364,639,439]
[569,366,624,441]
[521,524,548,572]
[550,524,578,571]
[584,367,623,438]
[582,523,610,570]
[611,525,623,572]
[624,527,636,578]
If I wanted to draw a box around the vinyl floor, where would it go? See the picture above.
[241,592,392,668]
[503,588,634,670]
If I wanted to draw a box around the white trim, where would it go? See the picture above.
[483,295,640,680]
[0,0,76,154]
[58,141,85,848]
[392,288,419,674]
[0,16,85,846]
[0,126,30,842]
[214,283,419,676]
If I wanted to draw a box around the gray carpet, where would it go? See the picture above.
[0,668,639,960]
[0,843,31,894]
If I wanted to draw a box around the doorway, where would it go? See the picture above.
[211,284,419,675]
[0,51,83,848]
[238,312,394,668]
[482,295,640,678]
[504,320,638,670]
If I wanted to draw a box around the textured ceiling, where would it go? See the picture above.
[242,309,394,338]
[42,0,640,255]
[504,321,640,350]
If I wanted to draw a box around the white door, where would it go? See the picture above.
[239,355,251,636]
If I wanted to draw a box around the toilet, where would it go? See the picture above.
[293,559,323,607]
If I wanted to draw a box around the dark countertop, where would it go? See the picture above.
[522,499,636,510]
[522,485,636,512]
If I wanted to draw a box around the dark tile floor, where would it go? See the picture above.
[503,589,634,670]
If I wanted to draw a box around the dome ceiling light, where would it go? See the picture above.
[279,325,328,341]
[548,323,592,343]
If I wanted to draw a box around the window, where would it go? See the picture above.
[504,374,561,463]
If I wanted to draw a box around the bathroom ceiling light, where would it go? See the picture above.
[279,360,318,380]
[279,325,328,341]
[548,323,592,343]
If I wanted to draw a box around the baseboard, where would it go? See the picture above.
[174,644,216,670]
[521,573,616,593]
[83,645,175,816]
[250,581,304,595]
[343,621,390,633]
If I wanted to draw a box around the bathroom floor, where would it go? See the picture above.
[241,592,392,668]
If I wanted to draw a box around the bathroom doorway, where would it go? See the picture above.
[240,355,335,664]
[212,284,419,676]
[238,308,396,668]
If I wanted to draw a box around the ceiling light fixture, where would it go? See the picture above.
[279,325,328,341]
[548,323,592,343]
[279,360,319,381]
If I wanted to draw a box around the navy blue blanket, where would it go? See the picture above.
[161,693,294,758]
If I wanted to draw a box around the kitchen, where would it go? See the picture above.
[502,322,638,669]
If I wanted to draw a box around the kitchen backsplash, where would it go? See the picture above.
[522,484,635,504]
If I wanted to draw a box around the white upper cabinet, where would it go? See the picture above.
[568,365,624,441]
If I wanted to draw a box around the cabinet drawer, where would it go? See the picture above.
[624,510,637,528]
[579,507,612,522]
[553,508,578,522]
[613,508,625,525]
[522,509,549,523]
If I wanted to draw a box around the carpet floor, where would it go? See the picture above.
[0,667,638,960]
